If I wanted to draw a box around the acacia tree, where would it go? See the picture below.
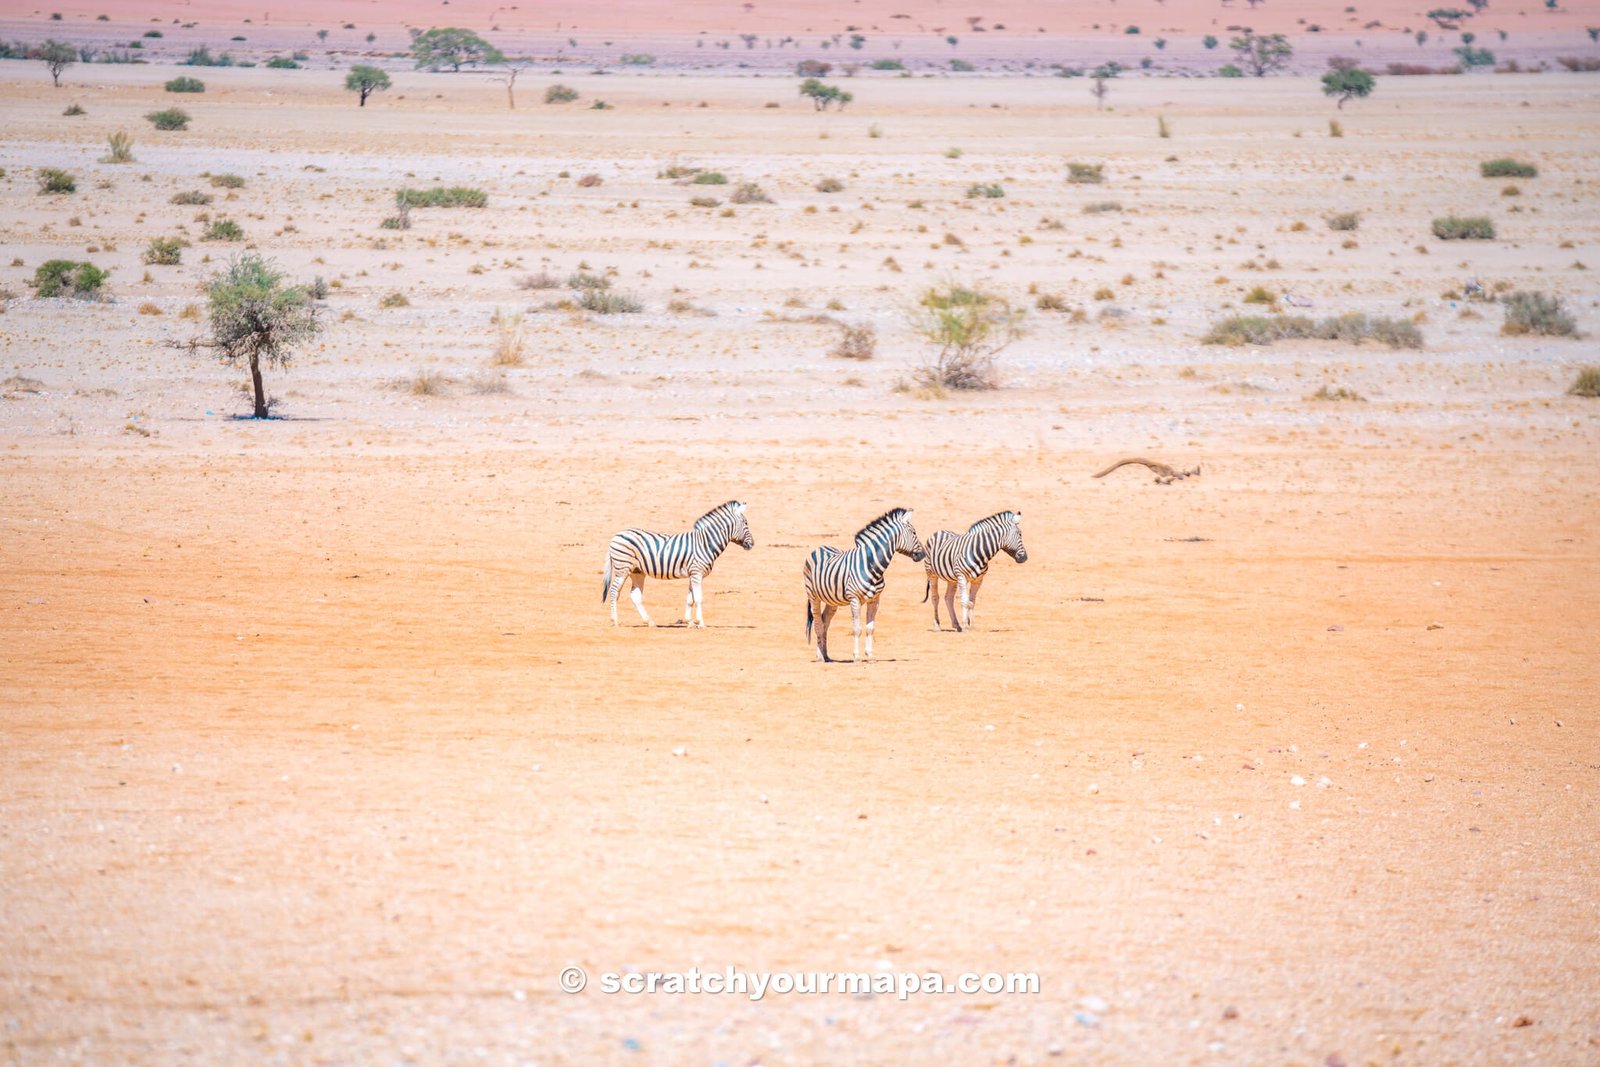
[1321,60,1375,108]
[411,27,502,71]
[1230,31,1293,76]
[799,77,853,110]
[344,64,391,106]
[41,39,76,86]
[911,282,1026,390]
[185,256,321,419]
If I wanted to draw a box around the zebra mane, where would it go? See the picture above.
[968,510,1018,534]
[854,507,911,543]
[694,500,745,530]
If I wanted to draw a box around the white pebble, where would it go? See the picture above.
[1290,775,1306,786]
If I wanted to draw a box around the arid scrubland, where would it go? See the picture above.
[3,19,1600,1065]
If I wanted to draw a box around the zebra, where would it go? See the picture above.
[921,510,1027,632]
[803,508,925,663]
[602,501,754,627]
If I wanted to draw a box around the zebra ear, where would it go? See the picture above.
[1014,510,1022,520]
[732,501,746,513]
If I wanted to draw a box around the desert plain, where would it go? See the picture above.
[2,1,1600,1063]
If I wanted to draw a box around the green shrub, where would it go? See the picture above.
[143,236,184,265]
[266,56,299,69]
[1569,366,1600,397]
[1501,292,1576,337]
[143,29,163,37]
[203,218,244,241]
[689,196,720,207]
[1217,64,1244,77]
[32,259,108,298]
[1243,286,1275,305]
[966,182,1005,199]
[1432,216,1495,240]
[397,186,487,208]
[730,182,771,204]
[63,102,85,116]
[869,58,905,70]
[210,173,246,188]
[950,58,974,71]
[1327,211,1360,231]
[619,53,655,65]
[101,131,134,163]
[146,107,191,130]
[38,168,76,194]
[545,83,579,103]
[567,271,609,290]
[589,100,612,110]
[171,190,213,205]
[183,46,233,66]
[379,291,409,308]
[578,288,643,314]
[1203,312,1422,349]
[1480,158,1537,178]
[691,171,728,185]
[816,177,844,193]
[1067,162,1105,184]
[165,75,205,92]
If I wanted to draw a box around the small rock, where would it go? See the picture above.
[1072,1010,1100,1028]
[1222,1005,1239,1020]
[1327,624,1344,632]
[1427,623,1443,630]
[1512,1015,1534,1028]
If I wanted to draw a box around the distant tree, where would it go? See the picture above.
[496,58,531,109]
[1203,35,1219,49]
[1466,0,1489,9]
[411,27,502,71]
[181,256,321,419]
[1230,31,1293,76]
[799,77,852,110]
[1091,75,1110,109]
[316,28,329,42]
[795,59,831,76]
[40,39,76,86]
[1427,7,1473,29]
[1322,65,1375,107]
[344,64,391,106]
[946,34,959,47]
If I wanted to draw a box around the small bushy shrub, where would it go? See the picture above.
[171,190,213,205]
[691,171,728,185]
[1327,211,1361,231]
[1203,312,1422,349]
[730,182,770,204]
[816,177,844,193]
[689,196,720,207]
[32,259,108,298]
[829,323,876,360]
[966,182,1005,199]
[545,83,579,103]
[1569,366,1600,397]
[578,288,643,314]
[202,218,244,241]
[165,75,205,92]
[265,56,300,69]
[1082,201,1122,214]
[379,291,409,308]
[1501,292,1576,337]
[398,186,487,208]
[63,102,85,116]
[101,131,134,163]
[1432,216,1495,240]
[1480,158,1537,178]
[39,168,76,194]
[210,173,245,188]
[567,271,609,290]
[143,236,184,265]
[146,107,191,130]
[1067,162,1105,184]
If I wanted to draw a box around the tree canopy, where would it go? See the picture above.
[201,256,321,418]
[1230,31,1294,76]
[799,77,853,111]
[1322,67,1375,108]
[40,39,76,86]
[411,27,502,71]
[345,64,391,106]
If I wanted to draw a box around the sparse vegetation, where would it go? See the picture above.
[183,47,234,67]
[380,192,412,230]
[143,237,184,265]
[1480,158,1537,178]
[829,323,877,360]
[1203,312,1422,349]
[171,190,213,205]
[910,281,1025,390]
[398,186,488,208]
[1501,291,1576,336]
[265,57,301,69]
[379,291,410,308]
[1083,201,1122,214]
[579,289,643,314]
[1231,30,1294,77]
[101,130,134,163]
[730,182,771,204]
[145,107,190,130]
[816,177,845,193]
[31,259,108,299]
[1311,384,1367,401]
[39,168,76,194]
[1327,211,1361,231]
[567,271,609,290]
[692,171,728,185]
[1568,366,1600,397]
[1432,215,1495,240]
[1067,162,1105,184]
[1243,286,1276,305]
[799,78,853,111]
[210,173,246,189]
[491,311,527,365]
[1322,66,1375,108]
[165,76,205,93]
[966,182,1005,199]
[411,27,502,71]
[202,219,244,241]
[63,102,85,116]
[41,39,76,86]
[545,83,579,103]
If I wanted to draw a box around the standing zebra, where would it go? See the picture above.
[804,508,926,662]
[922,510,1027,632]
[603,501,754,627]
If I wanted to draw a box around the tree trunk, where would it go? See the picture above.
[359,88,368,106]
[250,356,268,418]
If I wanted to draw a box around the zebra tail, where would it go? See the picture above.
[806,598,814,643]
[601,556,612,602]
[922,576,931,603]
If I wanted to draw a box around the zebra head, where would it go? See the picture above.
[730,501,754,551]
[1003,510,1027,563]
[695,500,754,551]
[896,510,927,563]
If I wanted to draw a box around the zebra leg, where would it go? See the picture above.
[629,573,653,626]
[817,603,837,662]
[608,573,630,626]
[864,597,880,660]
[681,584,694,625]
[849,597,863,662]
[943,580,962,633]
[965,575,985,629]
[931,577,943,631]
[958,574,973,630]
[690,573,705,629]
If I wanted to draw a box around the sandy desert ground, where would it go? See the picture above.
[3,7,1600,1064]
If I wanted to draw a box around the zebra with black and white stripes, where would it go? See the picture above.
[603,501,754,627]
[803,508,926,662]
[922,510,1027,632]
